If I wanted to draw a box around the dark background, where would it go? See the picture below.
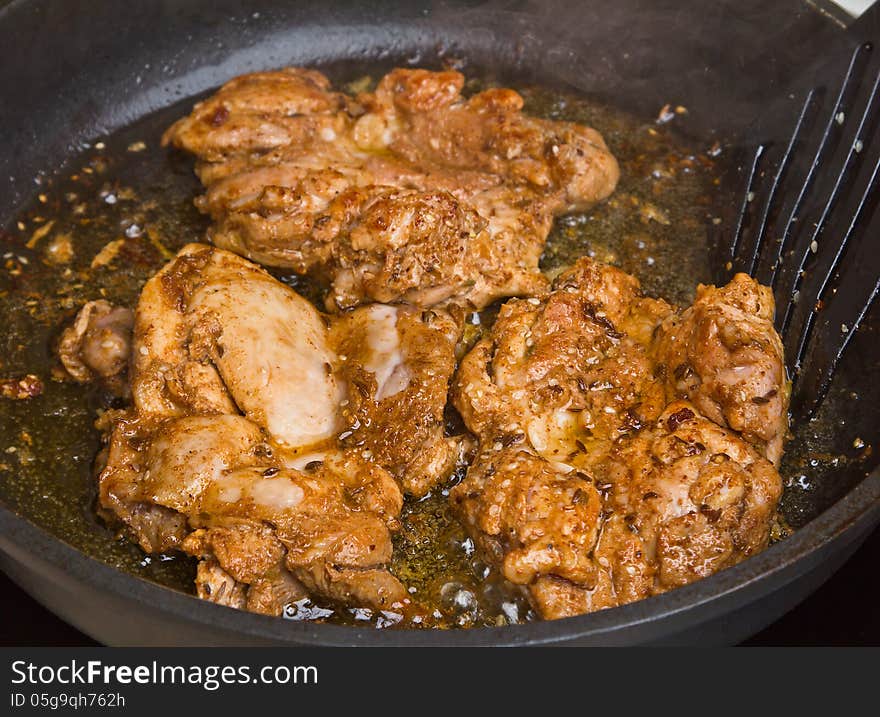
[3,525,878,646]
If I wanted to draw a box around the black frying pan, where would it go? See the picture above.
[0,0,878,646]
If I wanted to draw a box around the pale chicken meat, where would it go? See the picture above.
[130,242,342,447]
[162,67,620,310]
[452,258,788,619]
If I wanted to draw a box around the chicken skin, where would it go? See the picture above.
[452,258,787,619]
[162,68,620,310]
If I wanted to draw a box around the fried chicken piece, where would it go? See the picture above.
[162,68,348,163]
[163,67,619,310]
[96,245,405,613]
[450,446,603,593]
[452,258,787,619]
[366,70,617,209]
[652,273,789,464]
[99,413,405,614]
[453,258,672,472]
[331,303,466,497]
[56,299,133,395]
[451,403,782,620]
[96,244,469,614]
[583,402,780,616]
[322,188,549,310]
[189,445,405,612]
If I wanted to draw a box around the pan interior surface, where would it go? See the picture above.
[0,0,877,644]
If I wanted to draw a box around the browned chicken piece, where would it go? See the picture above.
[187,441,405,612]
[57,300,134,395]
[331,303,466,497]
[322,188,549,310]
[450,446,603,595]
[365,70,617,210]
[452,403,782,620]
[453,257,673,472]
[587,402,781,615]
[96,245,403,613]
[99,413,406,615]
[95,243,474,615]
[162,67,619,310]
[452,257,787,619]
[652,273,789,465]
[161,68,349,164]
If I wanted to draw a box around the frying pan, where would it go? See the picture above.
[1,0,878,646]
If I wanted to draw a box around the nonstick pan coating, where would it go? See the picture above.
[0,0,877,645]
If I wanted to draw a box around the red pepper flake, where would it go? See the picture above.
[667,406,695,432]
[0,374,44,400]
[210,105,230,127]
